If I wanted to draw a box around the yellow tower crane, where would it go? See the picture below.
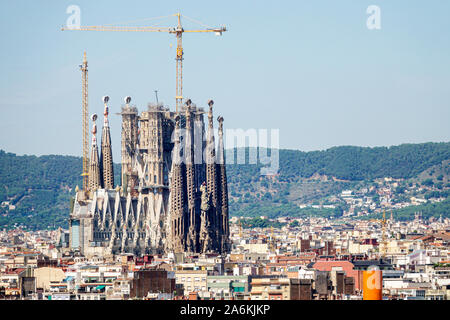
[62,13,226,113]
[80,52,89,192]
[369,210,388,258]
[381,210,388,258]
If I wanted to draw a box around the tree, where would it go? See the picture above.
[290,220,300,228]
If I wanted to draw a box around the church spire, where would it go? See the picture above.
[184,99,198,252]
[205,100,220,250]
[88,114,101,194]
[169,115,187,253]
[206,100,216,164]
[100,95,114,189]
[217,115,230,253]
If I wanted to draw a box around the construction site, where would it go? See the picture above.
[67,13,231,257]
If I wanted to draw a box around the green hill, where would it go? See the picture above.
[226,142,450,183]
[0,142,449,230]
[226,142,450,221]
[0,150,120,230]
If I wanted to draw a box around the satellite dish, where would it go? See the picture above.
[125,96,131,104]
[102,96,110,104]
[91,114,98,122]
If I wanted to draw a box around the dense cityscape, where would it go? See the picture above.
[0,209,448,300]
[1,2,449,308]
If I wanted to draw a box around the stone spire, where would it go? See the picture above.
[217,116,230,253]
[205,100,220,250]
[100,96,114,189]
[169,115,187,253]
[184,99,198,252]
[146,103,165,186]
[88,114,101,194]
[194,109,206,191]
[120,96,138,195]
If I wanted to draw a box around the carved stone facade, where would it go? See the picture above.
[69,98,230,256]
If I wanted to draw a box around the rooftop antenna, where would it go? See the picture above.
[155,90,159,104]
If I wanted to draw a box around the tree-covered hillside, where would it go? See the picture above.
[0,150,120,230]
[358,198,450,222]
[226,142,450,183]
[0,142,449,230]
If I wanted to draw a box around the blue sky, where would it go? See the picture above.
[0,0,449,160]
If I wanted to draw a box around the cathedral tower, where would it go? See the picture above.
[217,116,230,253]
[203,100,220,251]
[184,99,199,252]
[119,96,139,195]
[100,96,114,189]
[169,115,187,253]
[88,113,101,194]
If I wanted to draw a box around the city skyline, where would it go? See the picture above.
[1,0,449,304]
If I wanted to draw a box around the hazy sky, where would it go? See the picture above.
[0,0,449,160]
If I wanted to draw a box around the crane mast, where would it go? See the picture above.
[80,52,89,192]
[382,210,387,258]
[175,13,183,112]
[370,210,388,258]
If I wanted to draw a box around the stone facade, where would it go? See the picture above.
[70,98,230,256]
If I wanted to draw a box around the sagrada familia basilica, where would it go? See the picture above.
[69,96,230,256]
